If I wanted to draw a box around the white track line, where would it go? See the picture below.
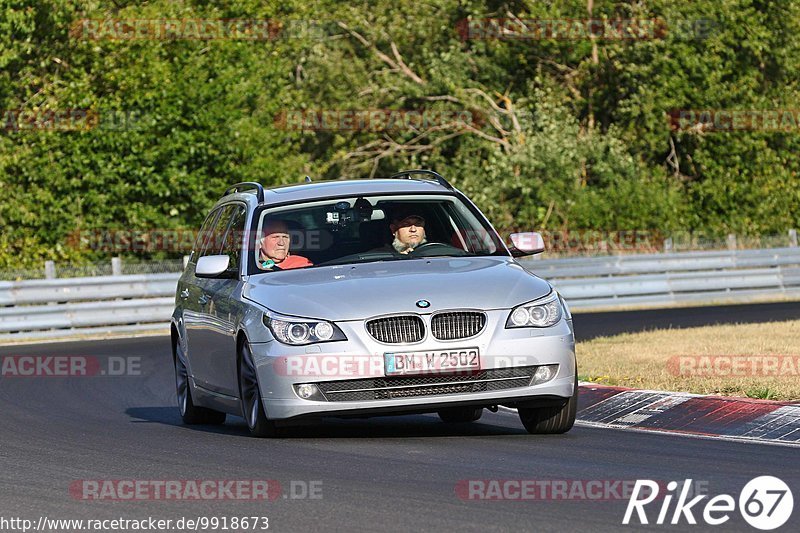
[497,406,800,449]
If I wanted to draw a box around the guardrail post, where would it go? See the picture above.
[790,229,798,248]
[44,261,56,279]
[183,255,190,268]
[663,237,673,253]
[727,234,737,250]
[111,257,122,276]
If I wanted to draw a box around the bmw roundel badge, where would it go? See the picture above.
[416,299,431,309]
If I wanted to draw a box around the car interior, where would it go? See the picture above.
[255,199,468,266]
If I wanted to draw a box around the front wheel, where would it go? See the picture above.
[518,375,578,434]
[174,340,226,425]
[238,342,280,438]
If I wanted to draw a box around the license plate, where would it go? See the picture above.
[384,348,480,376]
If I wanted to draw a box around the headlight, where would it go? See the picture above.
[506,293,563,328]
[263,311,346,345]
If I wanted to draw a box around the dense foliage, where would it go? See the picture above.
[1,0,798,265]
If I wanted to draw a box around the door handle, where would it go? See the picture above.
[180,289,189,299]
[198,293,210,306]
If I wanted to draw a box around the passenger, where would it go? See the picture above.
[258,220,313,270]
[390,212,427,254]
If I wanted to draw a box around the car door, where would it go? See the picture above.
[184,204,235,392]
[180,207,221,381]
[202,203,247,396]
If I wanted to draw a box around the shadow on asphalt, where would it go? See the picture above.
[125,406,537,438]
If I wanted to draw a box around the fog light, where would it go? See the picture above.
[532,364,558,385]
[295,383,318,399]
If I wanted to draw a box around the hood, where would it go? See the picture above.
[242,257,552,321]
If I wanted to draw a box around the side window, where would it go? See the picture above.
[220,205,247,274]
[200,205,235,258]
[446,202,498,254]
[191,209,221,263]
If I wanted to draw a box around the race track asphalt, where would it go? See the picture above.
[574,300,800,341]
[1,303,798,532]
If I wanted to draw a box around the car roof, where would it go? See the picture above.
[263,178,454,205]
[216,177,459,210]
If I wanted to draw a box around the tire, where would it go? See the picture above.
[174,340,226,425]
[238,341,280,438]
[518,375,578,434]
[437,406,483,423]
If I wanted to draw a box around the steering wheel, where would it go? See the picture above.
[410,242,439,252]
[408,242,467,256]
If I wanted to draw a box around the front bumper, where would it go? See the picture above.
[250,311,576,421]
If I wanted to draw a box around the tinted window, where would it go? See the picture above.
[220,205,247,273]
[200,205,235,258]
[191,208,221,263]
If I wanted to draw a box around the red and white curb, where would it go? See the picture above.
[574,384,800,446]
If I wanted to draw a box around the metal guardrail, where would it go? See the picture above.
[2,248,800,341]
[523,247,800,309]
[526,247,800,276]
[0,273,180,306]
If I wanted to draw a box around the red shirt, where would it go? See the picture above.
[278,255,313,270]
[259,254,313,270]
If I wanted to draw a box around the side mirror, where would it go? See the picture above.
[508,232,545,257]
[195,255,232,278]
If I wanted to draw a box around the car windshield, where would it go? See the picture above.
[250,194,508,271]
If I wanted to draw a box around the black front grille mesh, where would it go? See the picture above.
[431,312,486,340]
[366,315,425,343]
[315,366,536,402]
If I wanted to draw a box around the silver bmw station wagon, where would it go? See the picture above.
[171,170,577,437]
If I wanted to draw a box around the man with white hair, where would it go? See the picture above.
[258,219,312,270]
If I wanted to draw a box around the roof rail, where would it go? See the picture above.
[224,182,265,203]
[386,169,453,190]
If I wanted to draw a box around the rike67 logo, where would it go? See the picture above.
[624,476,793,530]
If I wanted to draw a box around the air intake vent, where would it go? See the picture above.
[315,366,537,402]
[366,315,425,344]
[431,312,486,340]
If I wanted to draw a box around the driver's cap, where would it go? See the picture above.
[390,206,425,227]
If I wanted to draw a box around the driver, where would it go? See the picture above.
[258,220,313,270]
[390,212,427,254]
